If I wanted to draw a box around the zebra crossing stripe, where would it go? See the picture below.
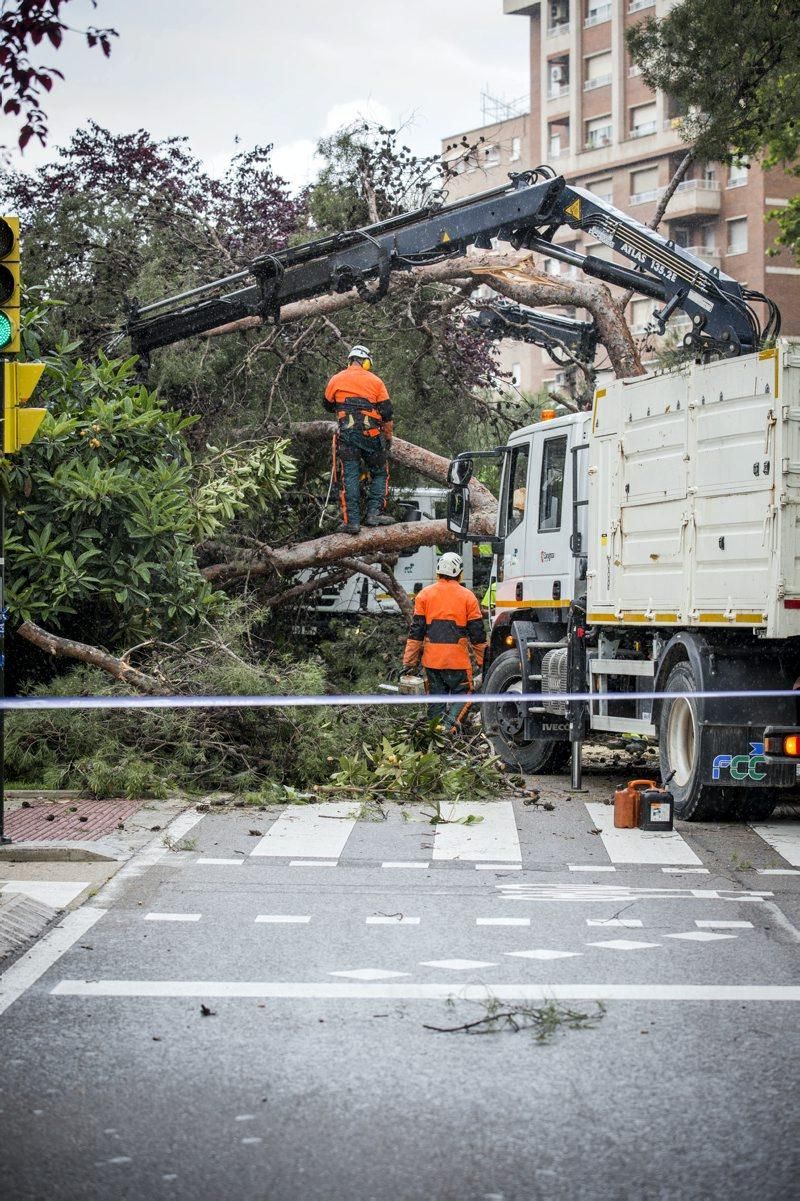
[432,801,522,863]
[250,803,360,861]
[585,803,702,866]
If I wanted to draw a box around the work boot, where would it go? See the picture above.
[336,521,361,535]
[364,512,397,526]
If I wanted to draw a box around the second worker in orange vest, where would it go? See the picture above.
[403,551,488,730]
[324,344,396,535]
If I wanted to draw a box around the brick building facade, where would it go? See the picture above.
[441,0,800,395]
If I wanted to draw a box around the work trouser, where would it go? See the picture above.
[336,429,389,526]
[425,667,471,731]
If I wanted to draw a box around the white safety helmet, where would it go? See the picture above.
[348,344,372,365]
[437,551,464,578]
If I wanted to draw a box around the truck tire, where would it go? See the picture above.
[657,662,775,821]
[482,650,569,774]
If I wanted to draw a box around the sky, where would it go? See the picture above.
[6,0,531,190]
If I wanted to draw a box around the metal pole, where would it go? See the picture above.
[0,360,7,843]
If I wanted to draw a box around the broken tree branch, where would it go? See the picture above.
[16,621,163,694]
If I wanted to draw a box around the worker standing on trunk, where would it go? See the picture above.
[402,551,487,731]
[324,345,396,535]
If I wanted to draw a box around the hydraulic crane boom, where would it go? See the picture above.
[465,301,598,366]
[123,166,779,361]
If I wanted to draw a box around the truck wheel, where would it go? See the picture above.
[482,650,568,774]
[658,662,728,820]
[658,662,777,821]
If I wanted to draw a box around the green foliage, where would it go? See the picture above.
[4,313,296,640]
[627,0,800,257]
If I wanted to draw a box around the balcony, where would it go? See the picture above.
[584,74,612,91]
[547,21,571,37]
[629,121,658,138]
[584,5,611,26]
[629,188,661,206]
[666,179,721,218]
[628,0,654,10]
[547,83,570,100]
[683,244,721,265]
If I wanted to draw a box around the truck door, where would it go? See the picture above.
[525,428,573,609]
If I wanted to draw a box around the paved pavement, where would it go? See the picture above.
[1,781,799,1201]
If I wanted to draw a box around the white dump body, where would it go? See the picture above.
[587,342,800,639]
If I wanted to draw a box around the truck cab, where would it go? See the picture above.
[485,410,590,664]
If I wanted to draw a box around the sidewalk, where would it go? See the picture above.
[0,792,192,962]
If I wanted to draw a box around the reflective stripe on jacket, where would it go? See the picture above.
[403,578,487,676]
[324,364,392,438]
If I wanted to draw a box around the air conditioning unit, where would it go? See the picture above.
[550,64,563,84]
[550,0,568,22]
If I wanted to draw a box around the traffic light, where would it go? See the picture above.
[0,216,21,355]
[3,362,45,453]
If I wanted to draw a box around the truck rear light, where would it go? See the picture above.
[764,730,800,757]
[784,600,800,609]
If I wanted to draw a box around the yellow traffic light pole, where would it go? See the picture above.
[0,217,46,843]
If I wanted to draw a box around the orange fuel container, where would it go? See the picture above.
[613,779,657,829]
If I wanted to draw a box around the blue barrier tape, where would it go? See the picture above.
[0,689,796,712]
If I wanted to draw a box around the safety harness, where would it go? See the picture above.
[335,396,384,437]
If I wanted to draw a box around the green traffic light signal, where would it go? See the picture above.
[0,216,20,354]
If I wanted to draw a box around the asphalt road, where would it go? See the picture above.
[1,772,799,1201]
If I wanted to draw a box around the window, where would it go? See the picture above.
[728,160,748,188]
[630,165,659,202]
[672,226,690,248]
[587,176,613,203]
[511,362,522,387]
[585,1,611,26]
[483,144,500,167]
[510,136,521,161]
[538,437,568,532]
[727,217,748,255]
[585,241,613,262]
[584,51,612,89]
[630,102,657,138]
[549,131,562,157]
[585,116,612,149]
[505,446,530,536]
[630,298,653,331]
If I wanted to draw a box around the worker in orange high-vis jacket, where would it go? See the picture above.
[402,551,487,731]
[324,344,397,535]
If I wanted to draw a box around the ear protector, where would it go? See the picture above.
[362,357,372,371]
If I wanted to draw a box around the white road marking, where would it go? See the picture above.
[250,802,359,861]
[0,881,89,908]
[366,916,420,925]
[476,918,531,927]
[144,913,201,923]
[381,862,429,869]
[695,920,753,929]
[505,949,580,960]
[196,858,243,866]
[241,1138,262,1145]
[585,802,702,866]
[750,822,800,867]
[586,918,643,928]
[328,969,410,980]
[497,883,773,903]
[0,907,105,1017]
[420,959,497,970]
[475,863,523,871]
[432,801,521,863]
[662,867,710,875]
[756,868,800,876]
[50,980,800,1002]
[569,865,616,872]
[588,940,660,951]
[289,860,337,868]
[666,931,737,942]
[254,915,311,924]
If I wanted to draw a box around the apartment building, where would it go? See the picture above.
[441,0,800,395]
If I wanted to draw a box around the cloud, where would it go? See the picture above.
[271,139,323,192]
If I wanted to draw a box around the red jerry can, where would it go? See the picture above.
[613,779,657,829]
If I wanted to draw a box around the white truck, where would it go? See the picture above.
[448,341,800,820]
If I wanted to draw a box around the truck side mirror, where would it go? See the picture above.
[448,457,473,487]
[447,486,471,537]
